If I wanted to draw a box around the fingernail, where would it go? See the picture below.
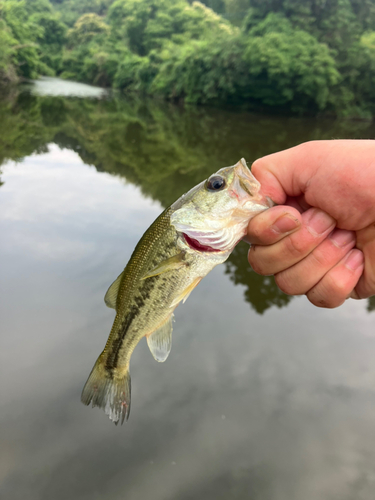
[306,209,335,236]
[330,229,355,248]
[345,249,364,271]
[272,214,300,234]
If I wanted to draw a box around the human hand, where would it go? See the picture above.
[246,140,375,308]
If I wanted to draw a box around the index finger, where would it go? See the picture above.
[245,205,302,245]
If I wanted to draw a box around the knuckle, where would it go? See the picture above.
[275,272,298,295]
[306,289,344,308]
[329,271,358,299]
[309,247,332,268]
[297,140,318,156]
[283,234,307,259]
[248,219,264,241]
[307,274,349,308]
[307,295,339,308]
[248,247,268,275]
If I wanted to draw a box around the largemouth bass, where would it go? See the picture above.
[81,159,271,424]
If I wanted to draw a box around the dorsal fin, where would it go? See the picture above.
[146,314,174,362]
[104,272,124,310]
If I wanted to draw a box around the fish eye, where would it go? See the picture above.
[206,175,226,192]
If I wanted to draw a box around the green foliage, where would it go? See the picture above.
[50,0,114,26]
[150,35,248,104]
[200,0,226,14]
[0,0,69,80]
[2,0,375,116]
[243,27,340,111]
[61,13,119,85]
[32,12,67,72]
[1,0,41,78]
[148,19,339,113]
[61,43,119,86]
[108,0,236,56]
[0,19,18,84]
[66,13,109,47]
[33,12,66,47]
[343,32,375,116]
[114,53,158,91]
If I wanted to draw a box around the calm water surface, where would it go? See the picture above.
[1,79,375,500]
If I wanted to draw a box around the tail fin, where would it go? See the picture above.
[81,357,131,425]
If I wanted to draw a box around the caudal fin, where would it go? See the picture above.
[81,357,131,425]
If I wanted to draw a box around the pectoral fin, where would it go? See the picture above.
[141,252,186,280]
[170,277,202,308]
[147,314,174,362]
[104,271,124,310]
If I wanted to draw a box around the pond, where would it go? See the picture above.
[1,78,375,500]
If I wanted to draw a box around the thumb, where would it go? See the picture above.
[251,141,325,205]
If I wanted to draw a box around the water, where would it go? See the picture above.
[1,78,375,500]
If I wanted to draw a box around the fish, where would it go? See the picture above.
[81,158,272,424]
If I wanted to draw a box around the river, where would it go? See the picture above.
[1,78,375,500]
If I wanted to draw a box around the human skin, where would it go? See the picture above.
[245,140,375,308]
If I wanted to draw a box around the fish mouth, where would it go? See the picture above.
[183,233,222,253]
[234,160,273,209]
[234,159,261,196]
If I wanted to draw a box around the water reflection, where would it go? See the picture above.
[1,83,375,313]
[226,242,293,314]
[29,76,108,98]
[2,80,375,500]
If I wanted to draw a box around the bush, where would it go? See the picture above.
[243,29,340,111]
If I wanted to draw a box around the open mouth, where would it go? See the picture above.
[183,233,222,253]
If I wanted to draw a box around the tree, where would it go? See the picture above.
[1,0,43,78]
[107,0,236,56]
[66,13,109,47]
[0,19,18,85]
[150,35,247,104]
[243,25,340,111]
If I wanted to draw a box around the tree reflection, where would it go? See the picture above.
[1,87,374,313]
[367,296,375,312]
[225,241,293,314]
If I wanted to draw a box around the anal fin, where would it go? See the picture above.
[147,314,174,362]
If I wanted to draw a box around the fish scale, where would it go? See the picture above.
[81,159,272,424]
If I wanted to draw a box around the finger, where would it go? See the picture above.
[283,195,312,214]
[252,140,375,228]
[245,205,302,245]
[294,194,311,212]
[251,141,324,204]
[354,224,375,298]
[248,208,335,275]
[275,229,356,295]
[306,249,364,308]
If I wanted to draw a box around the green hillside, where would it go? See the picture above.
[2,0,375,117]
